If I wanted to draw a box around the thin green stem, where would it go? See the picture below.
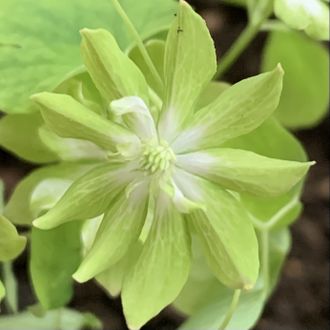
[111,0,163,90]
[261,229,269,295]
[219,289,242,330]
[215,22,261,79]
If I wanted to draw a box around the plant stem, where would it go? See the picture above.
[261,229,269,295]
[215,22,261,79]
[219,289,241,330]
[111,0,163,89]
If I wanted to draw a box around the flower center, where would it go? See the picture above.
[140,140,176,174]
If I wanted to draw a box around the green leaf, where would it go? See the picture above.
[30,223,82,309]
[73,182,149,283]
[0,112,58,164]
[178,229,291,330]
[122,193,191,329]
[4,163,95,226]
[0,215,26,262]
[177,148,313,197]
[128,40,165,97]
[31,92,139,151]
[262,30,329,128]
[172,66,284,153]
[0,308,102,330]
[33,163,139,229]
[0,0,177,113]
[80,28,149,105]
[174,170,259,289]
[274,0,329,40]
[158,0,217,141]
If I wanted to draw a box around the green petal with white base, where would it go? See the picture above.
[80,28,149,104]
[122,192,191,329]
[33,163,140,229]
[174,170,259,289]
[38,126,107,161]
[172,65,284,153]
[0,215,26,262]
[31,92,139,152]
[73,181,149,282]
[158,0,217,141]
[274,0,329,40]
[177,148,314,196]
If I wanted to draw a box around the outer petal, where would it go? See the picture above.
[31,92,139,152]
[80,28,149,104]
[174,169,259,289]
[33,163,140,229]
[73,180,149,282]
[0,215,26,262]
[122,192,191,330]
[158,0,217,141]
[177,148,314,196]
[172,65,284,153]
[4,163,95,226]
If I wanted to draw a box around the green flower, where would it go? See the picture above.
[31,1,313,328]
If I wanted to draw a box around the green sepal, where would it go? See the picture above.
[158,0,217,141]
[122,193,191,329]
[4,163,95,226]
[31,92,139,152]
[33,163,139,229]
[177,148,314,196]
[73,182,149,283]
[173,65,284,153]
[80,28,149,104]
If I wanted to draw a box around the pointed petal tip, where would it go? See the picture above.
[32,218,50,230]
[72,270,87,284]
[79,27,92,36]
[276,63,285,76]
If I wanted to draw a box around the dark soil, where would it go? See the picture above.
[0,1,328,329]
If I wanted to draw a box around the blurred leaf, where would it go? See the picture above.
[1,262,19,313]
[274,0,329,40]
[0,215,26,262]
[0,180,4,213]
[0,113,58,164]
[0,308,102,330]
[0,281,5,302]
[0,0,176,113]
[262,30,329,129]
[30,223,82,309]
[4,163,95,226]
